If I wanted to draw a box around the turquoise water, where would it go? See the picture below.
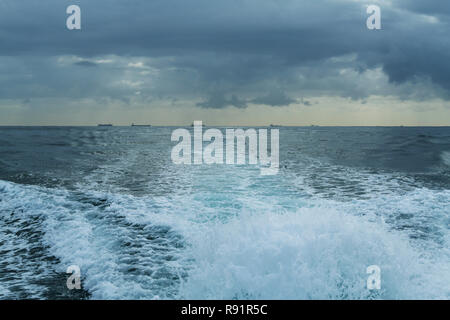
[0,126,449,299]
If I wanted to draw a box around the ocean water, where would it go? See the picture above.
[0,126,449,299]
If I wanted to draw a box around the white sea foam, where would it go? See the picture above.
[180,207,449,299]
[1,177,449,299]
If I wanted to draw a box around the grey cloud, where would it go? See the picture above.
[251,90,296,107]
[74,61,97,67]
[0,0,449,110]
[300,98,312,106]
[197,93,247,109]
[400,0,450,16]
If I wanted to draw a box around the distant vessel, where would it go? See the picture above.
[131,123,151,127]
[270,124,282,127]
[191,122,205,127]
[98,124,113,127]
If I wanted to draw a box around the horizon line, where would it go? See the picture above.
[0,124,449,128]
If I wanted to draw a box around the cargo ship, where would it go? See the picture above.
[131,123,151,127]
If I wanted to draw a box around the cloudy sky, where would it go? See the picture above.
[0,0,449,125]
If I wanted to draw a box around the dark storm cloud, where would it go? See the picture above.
[0,0,449,108]
[251,90,297,107]
[197,92,247,109]
[400,0,450,16]
[74,60,97,67]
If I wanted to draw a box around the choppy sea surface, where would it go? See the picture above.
[0,126,449,299]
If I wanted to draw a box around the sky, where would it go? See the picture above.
[0,0,449,126]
